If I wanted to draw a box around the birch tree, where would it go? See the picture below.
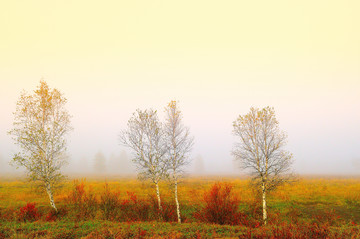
[120,109,167,211]
[164,100,194,223]
[9,81,72,211]
[232,107,293,225]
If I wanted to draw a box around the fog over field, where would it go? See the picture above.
[0,1,359,176]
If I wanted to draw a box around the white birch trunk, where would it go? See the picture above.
[155,182,162,211]
[46,183,57,212]
[174,179,181,223]
[262,182,267,225]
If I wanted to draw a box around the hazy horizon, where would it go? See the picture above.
[1,0,359,176]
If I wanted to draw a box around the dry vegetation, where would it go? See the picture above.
[0,176,359,238]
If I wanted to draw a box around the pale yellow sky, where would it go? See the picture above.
[0,0,359,174]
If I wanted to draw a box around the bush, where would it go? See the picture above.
[99,183,121,220]
[148,194,178,222]
[66,180,98,220]
[194,182,246,225]
[160,200,177,222]
[17,203,40,222]
[43,207,67,222]
[120,191,151,221]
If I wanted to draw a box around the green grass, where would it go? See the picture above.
[1,176,360,238]
[0,221,249,238]
[1,220,359,238]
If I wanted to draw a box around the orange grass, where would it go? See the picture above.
[0,176,359,211]
[0,176,360,238]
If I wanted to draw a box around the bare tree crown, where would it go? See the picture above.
[9,81,72,185]
[164,100,194,179]
[120,109,167,183]
[232,106,293,190]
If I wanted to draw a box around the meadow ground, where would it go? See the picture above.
[0,175,359,238]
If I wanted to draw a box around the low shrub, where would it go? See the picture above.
[99,183,121,220]
[194,182,246,225]
[160,200,177,222]
[17,202,40,222]
[66,180,98,220]
[148,194,178,222]
[43,207,68,222]
[120,191,151,221]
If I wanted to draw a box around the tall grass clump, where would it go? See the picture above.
[119,191,151,221]
[99,183,121,220]
[66,180,97,220]
[194,182,246,225]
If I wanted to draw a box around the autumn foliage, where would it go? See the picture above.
[1,178,359,238]
[194,182,246,225]
[66,180,97,219]
[17,203,40,222]
[119,191,151,221]
[64,181,177,222]
[99,183,121,220]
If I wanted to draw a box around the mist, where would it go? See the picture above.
[0,0,359,177]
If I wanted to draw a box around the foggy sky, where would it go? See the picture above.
[0,1,359,175]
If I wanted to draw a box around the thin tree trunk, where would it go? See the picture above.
[45,183,57,212]
[155,182,162,211]
[262,182,267,225]
[174,179,181,223]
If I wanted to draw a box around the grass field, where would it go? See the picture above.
[0,175,359,238]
